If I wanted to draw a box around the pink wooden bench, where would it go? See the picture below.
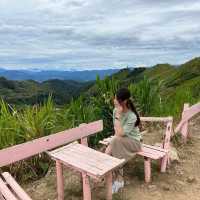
[0,172,32,200]
[48,142,125,200]
[175,102,200,143]
[0,120,124,200]
[99,117,173,183]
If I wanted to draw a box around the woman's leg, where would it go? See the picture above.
[105,145,112,155]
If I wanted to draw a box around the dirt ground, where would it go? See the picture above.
[25,115,200,200]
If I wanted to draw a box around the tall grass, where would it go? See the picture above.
[0,75,199,181]
[0,100,20,149]
[129,77,161,115]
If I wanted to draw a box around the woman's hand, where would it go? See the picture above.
[114,98,123,117]
[113,98,124,137]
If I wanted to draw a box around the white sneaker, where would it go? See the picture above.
[112,180,124,194]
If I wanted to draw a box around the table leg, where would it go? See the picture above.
[106,172,112,200]
[82,172,91,200]
[56,160,64,200]
[144,157,151,183]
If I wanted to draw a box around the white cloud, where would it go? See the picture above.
[0,0,199,70]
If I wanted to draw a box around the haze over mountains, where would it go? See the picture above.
[0,57,199,106]
[0,68,119,82]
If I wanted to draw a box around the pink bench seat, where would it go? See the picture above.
[0,172,32,200]
[138,145,167,160]
[99,117,173,183]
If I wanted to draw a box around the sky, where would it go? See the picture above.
[0,0,200,70]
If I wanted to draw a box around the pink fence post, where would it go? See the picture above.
[181,103,190,143]
[106,172,112,200]
[144,157,151,183]
[56,160,64,200]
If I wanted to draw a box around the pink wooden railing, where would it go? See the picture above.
[175,102,200,142]
[0,120,103,167]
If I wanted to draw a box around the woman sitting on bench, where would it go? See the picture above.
[105,87,142,193]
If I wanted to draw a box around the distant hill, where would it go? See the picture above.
[109,57,200,100]
[0,57,199,106]
[0,68,119,82]
[0,77,92,105]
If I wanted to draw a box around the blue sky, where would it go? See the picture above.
[0,0,200,70]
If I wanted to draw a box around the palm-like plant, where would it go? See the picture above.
[0,100,20,149]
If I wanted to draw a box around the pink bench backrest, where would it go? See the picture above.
[175,102,200,142]
[140,117,173,150]
[0,120,103,167]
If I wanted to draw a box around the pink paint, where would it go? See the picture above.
[56,160,64,200]
[0,177,18,200]
[144,158,151,183]
[82,173,92,200]
[106,172,112,200]
[175,102,200,142]
[0,120,103,167]
[1,172,32,200]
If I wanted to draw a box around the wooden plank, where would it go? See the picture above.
[0,177,18,200]
[183,102,200,123]
[141,148,165,158]
[58,150,108,174]
[50,143,123,167]
[175,102,200,133]
[49,143,125,177]
[68,143,122,166]
[57,147,119,173]
[142,144,167,153]
[1,172,32,200]
[51,150,104,176]
[137,147,166,160]
[0,120,103,167]
[141,117,173,122]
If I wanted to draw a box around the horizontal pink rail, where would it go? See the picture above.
[2,172,32,200]
[175,102,200,133]
[0,120,103,167]
[141,117,173,122]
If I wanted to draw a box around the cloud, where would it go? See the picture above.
[0,0,199,70]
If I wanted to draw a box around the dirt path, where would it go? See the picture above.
[25,115,200,200]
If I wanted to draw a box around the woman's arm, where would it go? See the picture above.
[114,110,124,137]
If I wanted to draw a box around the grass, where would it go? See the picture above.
[0,75,199,181]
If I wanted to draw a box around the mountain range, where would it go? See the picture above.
[0,57,199,105]
[0,68,119,82]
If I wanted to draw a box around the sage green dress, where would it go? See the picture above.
[110,108,142,161]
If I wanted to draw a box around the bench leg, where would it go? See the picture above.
[160,154,168,173]
[82,173,91,200]
[106,172,112,200]
[56,160,64,200]
[144,157,151,183]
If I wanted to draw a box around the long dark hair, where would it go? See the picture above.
[116,88,140,127]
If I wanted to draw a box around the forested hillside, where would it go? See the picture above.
[0,77,92,105]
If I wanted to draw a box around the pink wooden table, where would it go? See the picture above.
[48,142,125,200]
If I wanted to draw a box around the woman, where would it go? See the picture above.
[105,88,142,193]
